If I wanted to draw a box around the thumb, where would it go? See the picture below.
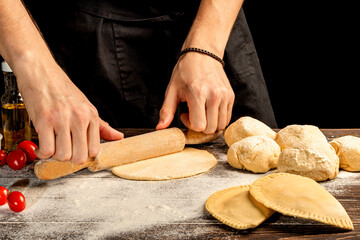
[99,119,124,141]
[156,87,178,130]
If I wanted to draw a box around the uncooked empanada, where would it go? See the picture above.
[224,116,276,147]
[277,141,339,181]
[250,173,353,230]
[206,185,274,229]
[330,135,360,172]
[227,135,280,173]
[275,124,328,150]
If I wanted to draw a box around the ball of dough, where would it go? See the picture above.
[330,135,360,172]
[275,124,328,150]
[277,141,339,181]
[227,135,280,173]
[224,116,276,147]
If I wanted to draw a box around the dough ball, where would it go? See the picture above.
[227,135,280,173]
[224,116,276,147]
[330,135,360,171]
[277,141,339,181]
[275,124,328,150]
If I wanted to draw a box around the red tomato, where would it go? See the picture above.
[0,186,9,206]
[7,150,27,170]
[7,191,26,212]
[17,140,38,163]
[0,150,7,166]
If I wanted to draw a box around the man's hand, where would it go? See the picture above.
[18,60,124,165]
[0,0,123,165]
[156,52,235,134]
[156,0,242,133]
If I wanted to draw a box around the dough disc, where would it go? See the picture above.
[184,129,223,145]
[206,185,274,229]
[250,173,354,230]
[112,148,217,180]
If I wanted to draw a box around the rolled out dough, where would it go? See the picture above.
[184,129,223,145]
[112,148,217,180]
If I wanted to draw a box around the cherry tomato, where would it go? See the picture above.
[0,150,7,166]
[7,191,26,212]
[17,140,38,163]
[0,186,9,206]
[7,150,27,170]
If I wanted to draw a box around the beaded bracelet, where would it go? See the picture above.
[177,47,225,67]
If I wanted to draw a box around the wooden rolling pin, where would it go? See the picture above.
[34,128,185,180]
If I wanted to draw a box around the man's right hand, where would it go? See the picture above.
[18,59,124,165]
[0,0,123,165]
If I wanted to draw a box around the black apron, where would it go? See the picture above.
[24,0,277,128]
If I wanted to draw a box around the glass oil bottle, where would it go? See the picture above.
[1,61,31,151]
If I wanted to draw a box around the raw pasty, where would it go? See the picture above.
[227,135,280,173]
[275,124,328,150]
[277,141,339,181]
[250,173,353,230]
[206,185,274,229]
[330,135,360,171]
[224,116,276,147]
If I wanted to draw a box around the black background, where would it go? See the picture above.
[1,1,358,128]
[243,1,359,128]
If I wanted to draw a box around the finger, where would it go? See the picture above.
[203,97,220,134]
[88,118,100,158]
[99,119,124,141]
[180,112,190,129]
[218,100,228,131]
[70,122,88,165]
[35,125,55,159]
[227,98,234,126]
[52,124,72,161]
[186,93,207,132]
[156,86,178,130]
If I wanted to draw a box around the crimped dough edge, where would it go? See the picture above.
[206,185,273,230]
[249,173,354,230]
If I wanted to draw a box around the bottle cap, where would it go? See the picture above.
[1,61,13,72]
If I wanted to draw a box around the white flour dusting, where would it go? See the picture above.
[1,152,266,239]
[1,148,359,239]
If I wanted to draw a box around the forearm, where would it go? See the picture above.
[183,0,244,58]
[0,0,54,79]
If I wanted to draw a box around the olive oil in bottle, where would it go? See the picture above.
[1,61,31,151]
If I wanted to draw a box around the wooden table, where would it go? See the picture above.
[1,129,360,240]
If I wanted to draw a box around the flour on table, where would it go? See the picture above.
[1,152,359,239]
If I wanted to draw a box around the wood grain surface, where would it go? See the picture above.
[1,129,360,240]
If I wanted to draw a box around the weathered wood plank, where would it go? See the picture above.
[1,129,360,239]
